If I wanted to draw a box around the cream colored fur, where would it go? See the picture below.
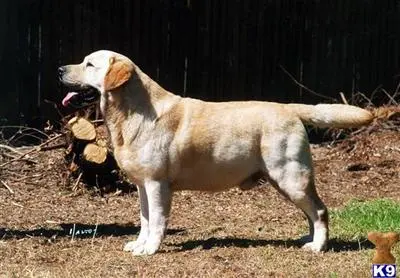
[60,50,373,256]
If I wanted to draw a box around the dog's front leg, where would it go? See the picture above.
[132,180,171,256]
[123,185,149,252]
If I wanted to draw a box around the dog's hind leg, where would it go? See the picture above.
[299,188,328,252]
[132,180,172,256]
[268,164,328,252]
[123,185,149,252]
[263,132,328,252]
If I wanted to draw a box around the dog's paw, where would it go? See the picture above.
[123,240,145,252]
[302,241,326,252]
[132,241,160,256]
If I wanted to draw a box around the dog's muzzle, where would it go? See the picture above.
[58,66,99,108]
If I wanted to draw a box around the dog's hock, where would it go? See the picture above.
[104,57,133,92]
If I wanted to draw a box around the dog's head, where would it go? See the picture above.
[59,50,134,107]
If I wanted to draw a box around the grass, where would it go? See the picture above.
[330,198,400,240]
[330,198,400,263]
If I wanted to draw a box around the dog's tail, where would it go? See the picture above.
[287,103,373,128]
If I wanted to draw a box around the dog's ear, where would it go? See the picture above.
[104,57,133,91]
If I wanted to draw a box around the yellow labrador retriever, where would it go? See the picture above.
[59,50,373,255]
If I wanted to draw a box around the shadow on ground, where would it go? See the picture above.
[1,225,374,253]
[0,223,184,240]
[170,236,374,252]
[328,237,374,252]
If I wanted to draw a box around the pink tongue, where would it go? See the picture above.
[62,92,79,107]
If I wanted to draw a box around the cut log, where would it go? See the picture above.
[96,138,108,148]
[68,116,96,141]
[63,113,133,192]
[82,143,108,164]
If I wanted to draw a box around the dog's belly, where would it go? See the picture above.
[170,157,261,191]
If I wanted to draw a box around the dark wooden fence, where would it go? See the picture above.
[1,0,400,125]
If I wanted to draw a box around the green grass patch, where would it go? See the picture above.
[330,198,400,240]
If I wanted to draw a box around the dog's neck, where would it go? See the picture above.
[100,65,180,147]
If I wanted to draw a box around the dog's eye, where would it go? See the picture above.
[86,62,94,67]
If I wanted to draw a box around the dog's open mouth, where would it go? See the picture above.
[62,88,99,108]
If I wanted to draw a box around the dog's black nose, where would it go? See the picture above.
[58,66,66,76]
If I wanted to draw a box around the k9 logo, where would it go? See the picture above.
[372,264,396,278]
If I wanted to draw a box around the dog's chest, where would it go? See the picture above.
[113,148,143,184]
[113,134,172,183]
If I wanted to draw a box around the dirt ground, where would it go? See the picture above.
[0,126,399,277]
